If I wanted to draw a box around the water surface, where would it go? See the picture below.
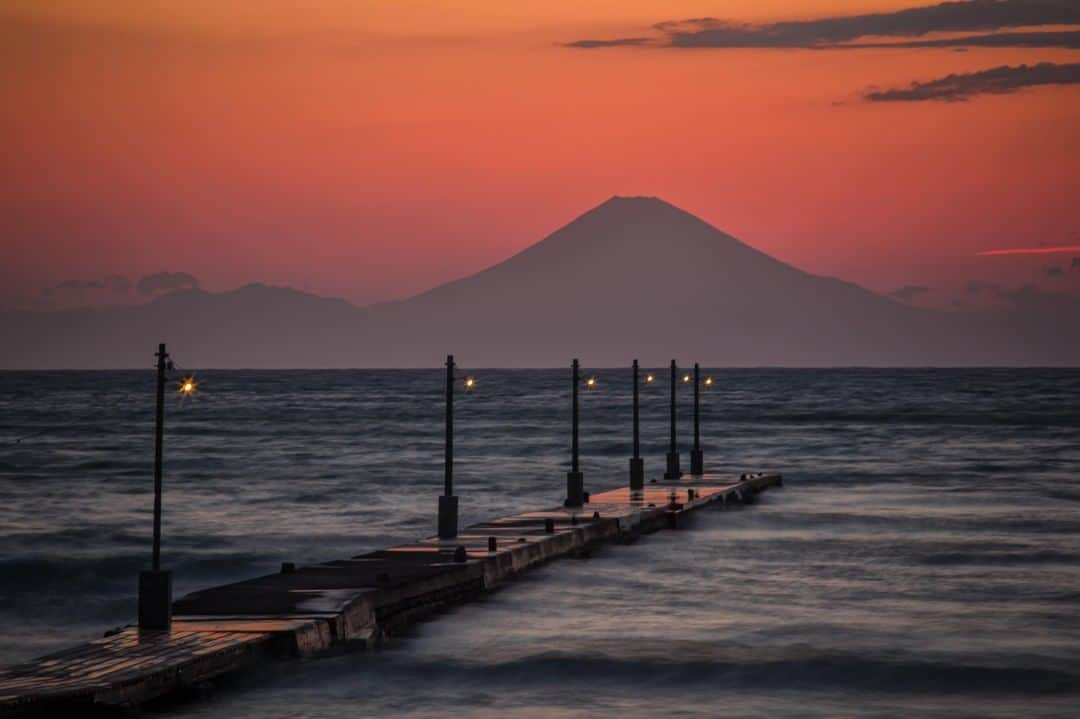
[1,369,1078,716]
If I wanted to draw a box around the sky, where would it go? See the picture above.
[2,0,1078,311]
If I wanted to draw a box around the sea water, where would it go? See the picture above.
[1,369,1078,717]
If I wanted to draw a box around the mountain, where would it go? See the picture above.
[2,197,1078,368]
[0,284,363,369]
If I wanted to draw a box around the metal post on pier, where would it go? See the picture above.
[691,362,704,475]
[629,359,644,491]
[664,359,682,479]
[438,354,459,539]
[566,358,585,507]
[139,343,173,631]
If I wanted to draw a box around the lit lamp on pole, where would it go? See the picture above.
[439,354,476,540]
[629,359,655,492]
[139,343,197,632]
[664,359,683,480]
[566,358,597,507]
[690,363,713,475]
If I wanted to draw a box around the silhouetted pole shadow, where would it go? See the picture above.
[438,354,459,539]
[629,359,644,491]
[566,358,585,507]
[691,362,704,475]
[664,359,683,479]
[139,343,172,631]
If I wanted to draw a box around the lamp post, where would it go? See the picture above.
[664,359,682,479]
[438,354,459,539]
[566,358,586,507]
[629,359,654,491]
[139,343,173,631]
[691,363,704,475]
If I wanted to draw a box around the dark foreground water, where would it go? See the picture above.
[1,369,1079,717]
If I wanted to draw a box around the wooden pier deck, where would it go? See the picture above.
[0,472,781,716]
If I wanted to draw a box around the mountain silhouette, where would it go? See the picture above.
[2,197,1077,367]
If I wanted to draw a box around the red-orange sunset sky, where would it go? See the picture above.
[3,1,1078,310]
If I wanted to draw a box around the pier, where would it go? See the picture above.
[0,350,783,715]
[0,472,780,715]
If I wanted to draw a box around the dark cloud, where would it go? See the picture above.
[1045,265,1064,277]
[863,62,1080,102]
[563,37,652,49]
[890,285,931,301]
[569,0,1080,50]
[137,271,200,296]
[53,279,106,290]
[107,275,132,293]
[993,283,1061,308]
[41,279,105,299]
[995,283,1037,301]
[1072,257,1080,271]
[966,280,1001,294]
[861,29,1080,50]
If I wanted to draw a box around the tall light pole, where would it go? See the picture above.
[691,362,704,475]
[566,358,585,507]
[664,359,682,479]
[630,359,654,491]
[629,360,643,491]
[139,343,173,631]
[438,354,459,539]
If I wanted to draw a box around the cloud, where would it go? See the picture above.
[977,243,1080,256]
[1045,265,1064,277]
[858,29,1080,50]
[137,271,200,296]
[863,62,1080,102]
[966,279,1001,294]
[52,279,105,290]
[1072,257,1080,271]
[107,275,132,293]
[563,37,652,49]
[568,0,1080,50]
[890,285,931,301]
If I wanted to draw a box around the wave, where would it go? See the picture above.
[920,550,1080,566]
[383,650,1080,695]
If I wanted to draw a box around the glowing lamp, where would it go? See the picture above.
[704,377,713,386]
[178,377,197,396]
[464,376,476,390]
[585,377,597,389]
[682,374,691,383]
[645,373,655,383]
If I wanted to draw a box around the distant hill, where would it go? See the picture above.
[2,197,1078,368]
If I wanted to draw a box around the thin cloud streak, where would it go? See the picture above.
[977,245,1080,256]
[854,29,1080,50]
[863,62,1080,101]
[562,37,652,48]
[567,0,1080,50]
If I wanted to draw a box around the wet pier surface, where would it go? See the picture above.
[0,472,781,716]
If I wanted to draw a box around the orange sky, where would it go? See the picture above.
[2,1,1078,310]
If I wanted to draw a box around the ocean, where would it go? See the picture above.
[1,368,1078,717]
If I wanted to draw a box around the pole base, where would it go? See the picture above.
[664,452,682,480]
[629,458,645,491]
[138,569,172,631]
[690,449,704,476]
[565,471,584,507]
[438,495,459,539]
